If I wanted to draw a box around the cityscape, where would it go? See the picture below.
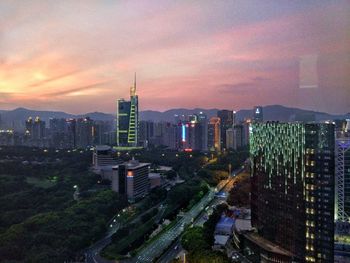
[0,1,350,263]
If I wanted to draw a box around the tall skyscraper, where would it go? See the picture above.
[217,110,234,149]
[335,138,350,223]
[250,122,335,262]
[334,128,350,260]
[233,124,243,150]
[208,117,221,152]
[25,116,46,146]
[65,118,76,148]
[198,112,208,151]
[116,75,139,148]
[225,128,234,149]
[253,106,263,123]
[139,120,154,148]
[76,117,94,148]
[187,115,203,151]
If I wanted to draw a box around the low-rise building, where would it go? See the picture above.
[215,215,235,236]
[149,173,161,189]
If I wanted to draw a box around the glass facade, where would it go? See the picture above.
[250,122,335,262]
[116,80,139,147]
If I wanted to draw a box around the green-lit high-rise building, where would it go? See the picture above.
[116,75,139,148]
[249,122,335,263]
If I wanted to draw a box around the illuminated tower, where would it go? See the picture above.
[116,74,139,148]
[253,106,263,123]
[250,122,335,262]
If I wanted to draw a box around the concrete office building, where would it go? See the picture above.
[112,159,150,200]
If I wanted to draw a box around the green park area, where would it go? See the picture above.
[0,146,249,262]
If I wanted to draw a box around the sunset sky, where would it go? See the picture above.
[0,0,349,114]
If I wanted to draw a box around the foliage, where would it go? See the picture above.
[203,203,228,246]
[0,146,128,262]
[165,169,177,180]
[181,224,229,263]
[226,172,250,207]
[0,190,127,262]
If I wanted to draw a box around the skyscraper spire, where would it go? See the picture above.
[130,72,136,97]
[134,72,136,91]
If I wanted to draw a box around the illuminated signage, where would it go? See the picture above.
[182,124,186,142]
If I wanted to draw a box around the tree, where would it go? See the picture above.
[165,170,177,180]
[181,227,209,252]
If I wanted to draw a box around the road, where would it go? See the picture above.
[133,189,216,262]
[156,168,246,263]
[85,167,244,263]
[84,203,164,263]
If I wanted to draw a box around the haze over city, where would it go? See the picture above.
[1,0,349,114]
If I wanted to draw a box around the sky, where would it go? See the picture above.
[0,0,349,114]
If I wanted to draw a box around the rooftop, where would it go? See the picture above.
[235,219,252,233]
[214,235,230,246]
[217,215,235,227]
[149,173,161,179]
[95,145,112,151]
[113,159,150,170]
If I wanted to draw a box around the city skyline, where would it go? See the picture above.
[1,1,349,114]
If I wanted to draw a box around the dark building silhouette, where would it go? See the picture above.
[253,106,263,123]
[217,110,234,149]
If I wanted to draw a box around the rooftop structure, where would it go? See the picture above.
[215,215,235,236]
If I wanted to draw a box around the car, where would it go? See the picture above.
[231,253,240,262]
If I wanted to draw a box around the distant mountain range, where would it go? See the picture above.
[141,105,349,122]
[0,105,348,129]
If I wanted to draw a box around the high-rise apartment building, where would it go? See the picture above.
[225,128,234,149]
[208,117,221,152]
[233,124,243,150]
[76,117,94,148]
[65,118,76,148]
[24,116,46,146]
[198,112,208,151]
[139,120,154,147]
[250,122,335,262]
[116,75,139,148]
[217,110,234,149]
